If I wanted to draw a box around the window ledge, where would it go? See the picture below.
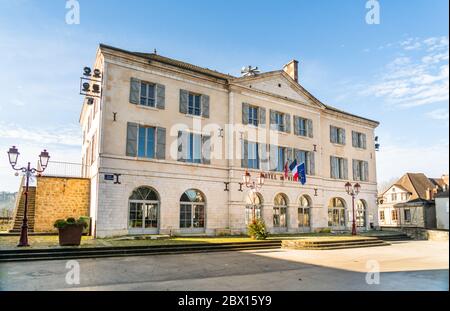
[135,104,160,111]
[184,114,206,120]
[331,143,346,147]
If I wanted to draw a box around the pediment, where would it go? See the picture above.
[231,71,325,109]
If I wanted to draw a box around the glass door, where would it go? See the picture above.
[129,201,159,234]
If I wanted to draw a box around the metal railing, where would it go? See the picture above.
[38,161,87,178]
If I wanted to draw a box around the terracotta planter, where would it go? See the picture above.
[58,224,84,246]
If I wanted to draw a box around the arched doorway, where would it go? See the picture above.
[273,193,288,231]
[180,189,206,233]
[128,186,160,234]
[328,197,346,230]
[356,199,367,228]
[245,191,263,224]
[298,195,311,232]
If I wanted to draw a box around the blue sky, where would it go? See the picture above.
[0,0,448,192]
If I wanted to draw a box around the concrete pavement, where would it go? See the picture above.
[0,240,448,291]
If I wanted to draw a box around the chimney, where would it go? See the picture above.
[283,60,299,82]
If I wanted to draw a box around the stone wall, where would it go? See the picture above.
[34,176,90,232]
[385,226,449,241]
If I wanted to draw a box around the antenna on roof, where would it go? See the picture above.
[153,48,157,55]
[241,65,260,77]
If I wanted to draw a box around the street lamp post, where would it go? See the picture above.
[243,170,265,221]
[7,146,50,247]
[345,181,361,236]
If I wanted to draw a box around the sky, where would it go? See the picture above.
[0,0,448,192]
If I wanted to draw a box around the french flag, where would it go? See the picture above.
[289,159,299,181]
[289,160,307,185]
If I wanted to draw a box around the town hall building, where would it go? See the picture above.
[80,44,380,238]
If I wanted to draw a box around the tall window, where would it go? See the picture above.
[129,186,159,232]
[140,82,156,107]
[330,126,346,145]
[297,117,307,137]
[392,210,398,221]
[248,142,259,169]
[245,192,263,225]
[352,131,367,149]
[273,194,288,228]
[356,200,367,228]
[188,93,201,116]
[248,106,259,126]
[180,189,206,230]
[379,211,385,222]
[187,133,202,163]
[391,193,397,202]
[353,160,369,182]
[330,156,348,180]
[298,195,311,229]
[294,149,314,175]
[138,126,156,158]
[274,112,285,132]
[276,147,286,172]
[328,198,346,228]
[404,209,411,223]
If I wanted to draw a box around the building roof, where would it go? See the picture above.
[435,190,449,199]
[386,173,437,201]
[98,44,379,125]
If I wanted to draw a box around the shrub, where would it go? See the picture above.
[54,217,88,229]
[247,219,268,240]
[319,228,332,234]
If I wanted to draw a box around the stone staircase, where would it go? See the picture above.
[375,233,412,242]
[282,237,391,250]
[9,187,37,233]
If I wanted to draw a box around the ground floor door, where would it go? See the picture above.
[129,201,159,234]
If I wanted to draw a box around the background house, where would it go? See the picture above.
[435,190,449,230]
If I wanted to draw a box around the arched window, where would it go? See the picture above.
[328,198,346,229]
[180,189,206,231]
[298,195,311,229]
[273,194,288,228]
[129,186,159,233]
[356,200,367,228]
[245,192,263,224]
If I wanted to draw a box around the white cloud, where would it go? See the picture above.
[363,36,449,109]
[426,108,450,121]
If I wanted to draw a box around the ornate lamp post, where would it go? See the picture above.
[7,146,50,247]
[345,182,361,236]
[243,170,265,221]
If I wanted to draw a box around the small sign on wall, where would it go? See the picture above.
[104,174,121,184]
[104,174,115,181]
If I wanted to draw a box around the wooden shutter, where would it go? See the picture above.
[269,144,278,171]
[309,151,316,176]
[126,123,138,156]
[129,78,140,104]
[177,131,188,162]
[242,103,249,125]
[307,119,313,138]
[352,131,358,148]
[202,135,211,164]
[269,110,277,130]
[156,127,166,159]
[363,161,369,181]
[330,156,337,178]
[293,116,300,135]
[353,159,359,181]
[284,113,291,133]
[286,147,293,163]
[330,126,337,143]
[259,107,266,127]
[201,94,210,118]
[343,158,349,180]
[156,84,165,109]
[362,134,367,149]
[241,140,248,168]
[340,129,346,145]
[179,90,188,114]
[259,143,268,170]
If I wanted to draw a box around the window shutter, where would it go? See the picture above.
[241,140,249,168]
[201,94,210,118]
[294,149,301,163]
[293,116,300,135]
[177,131,188,162]
[330,126,337,143]
[202,135,211,165]
[129,78,140,104]
[353,159,358,181]
[286,147,293,163]
[309,152,316,176]
[269,144,278,171]
[126,123,138,156]
[363,161,369,181]
[156,127,166,159]
[352,131,357,148]
[269,110,276,130]
[343,158,349,180]
[330,156,336,179]
[307,119,314,138]
[340,129,346,145]
[284,113,291,133]
[259,143,268,170]
[259,107,266,127]
[179,90,188,114]
[242,103,249,125]
[362,134,367,149]
[156,84,165,109]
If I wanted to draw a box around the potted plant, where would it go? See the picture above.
[247,219,268,240]
[54,217,88,246]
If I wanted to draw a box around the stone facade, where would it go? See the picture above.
[34,176,90,232]
[80,44,379,238]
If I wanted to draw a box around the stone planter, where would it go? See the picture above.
[58,224,84,246]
